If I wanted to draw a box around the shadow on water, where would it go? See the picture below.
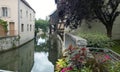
[0,40,34,72]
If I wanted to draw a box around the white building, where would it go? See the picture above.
[0,0,35,45]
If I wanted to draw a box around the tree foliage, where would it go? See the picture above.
[35,19,49,32]
[0,19,8,32]
[57,0,120,37]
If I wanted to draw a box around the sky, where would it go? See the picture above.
[26,0,56,20]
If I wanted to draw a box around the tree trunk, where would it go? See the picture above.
[105,25,113,38]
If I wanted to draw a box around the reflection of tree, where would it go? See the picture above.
[35,43,49,52]
[35,35,62,65]
[48,38,58,65]
[48,34,62,65]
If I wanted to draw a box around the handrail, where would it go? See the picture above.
[88,47,120,61]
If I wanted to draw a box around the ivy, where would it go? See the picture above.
[0,19,8,32]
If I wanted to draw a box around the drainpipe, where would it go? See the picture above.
[18,0,20,45]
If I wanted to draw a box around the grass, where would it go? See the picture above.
[110,40,120,54]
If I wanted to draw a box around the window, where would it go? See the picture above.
[21,24,24,32]
[26,11,28,17]
[2,7,8,17]
[27,24,29,31]
[30,24,32,31]
[20,9,22,18]
[30,13,31,21]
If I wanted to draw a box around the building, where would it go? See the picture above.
[0,0,35,51]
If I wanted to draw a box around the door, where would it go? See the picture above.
[9,22,15,36]
[0,24,5,36]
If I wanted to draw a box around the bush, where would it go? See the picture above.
[77,33,114,48]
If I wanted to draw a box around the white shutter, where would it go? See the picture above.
[0,7,2,18]
[8,7,11,18]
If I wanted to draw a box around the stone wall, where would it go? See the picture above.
[0,36,19,52]
[65,33,87,49]
[77,18,120,40]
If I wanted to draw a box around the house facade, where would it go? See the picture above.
[0,0,35,49]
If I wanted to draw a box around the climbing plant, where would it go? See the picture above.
[0,19,8,32]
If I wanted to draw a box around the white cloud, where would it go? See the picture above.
[26,0,56,20]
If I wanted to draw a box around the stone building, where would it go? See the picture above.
[0,0,35,51]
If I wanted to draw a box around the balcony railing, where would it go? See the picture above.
[0,30,17,37]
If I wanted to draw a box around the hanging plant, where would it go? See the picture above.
[0,19,8,32]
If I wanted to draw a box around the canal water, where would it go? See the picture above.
[0,39,55,72]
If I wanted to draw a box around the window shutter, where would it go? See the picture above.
[8,7,11,18]
[0,7,2,17]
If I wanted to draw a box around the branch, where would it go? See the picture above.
[111,11,120,24]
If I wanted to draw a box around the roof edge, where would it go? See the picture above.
[21,0,36,13]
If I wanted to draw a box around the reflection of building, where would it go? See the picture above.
[0,0,35,51]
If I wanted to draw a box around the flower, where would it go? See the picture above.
[81,47,86,51]
[61,67,73,72]
[103,54,111,62]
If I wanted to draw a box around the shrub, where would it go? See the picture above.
[77,33,114,48]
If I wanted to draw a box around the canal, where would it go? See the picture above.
[0,39,55,72]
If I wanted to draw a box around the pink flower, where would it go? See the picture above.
[61,67,73,72]
[67,66,73,70]
[103,55,111,62]
[105,55,110,60]
[61,68,67,72]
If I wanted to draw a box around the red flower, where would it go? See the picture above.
[103,55,111,62]
[81,48,86,51]
[61,67,73,72]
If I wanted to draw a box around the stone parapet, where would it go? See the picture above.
[0,36,19,52]
[65,33,87,48]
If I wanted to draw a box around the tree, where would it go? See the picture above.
[35,19,49,32]
[92,0,120,38]
[57,0,120,38]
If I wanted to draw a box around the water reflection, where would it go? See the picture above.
[35,43,49,52]
[37,38,45,45]
[31,52,54,72]
[0,36,57,72]
[32,37,54,72]
[0,40,34,72]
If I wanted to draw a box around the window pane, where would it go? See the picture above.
[2,7,8,17]
[21,24,24,32]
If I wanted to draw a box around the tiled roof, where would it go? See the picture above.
[21,0,35,13]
